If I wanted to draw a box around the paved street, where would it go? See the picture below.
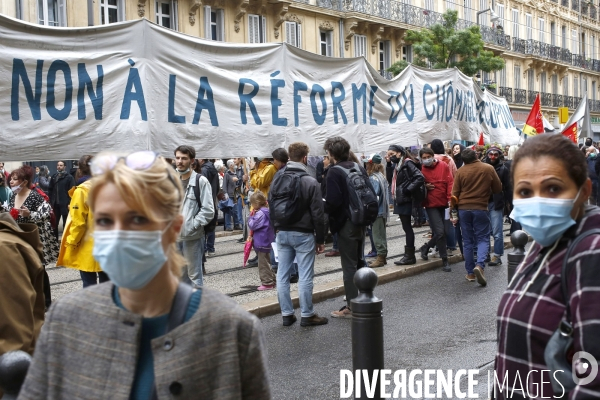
[263,256,510,400]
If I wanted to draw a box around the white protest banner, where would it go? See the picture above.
[0,15,520,161]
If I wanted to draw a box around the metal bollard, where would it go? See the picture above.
[507,230,528,283]
[351,267,384,400]
[0,350,32,400]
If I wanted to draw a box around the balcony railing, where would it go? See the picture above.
[541,92,552,106]
[514,89,527,104]
[379,69,394,80]
[552,94,563,107]
[513,38,526,53]
[572,0,579,12]
[591,100,600,112]
[561,0,569,6]
[572,54,584,68]
[574,97,582,108]
[480,26,511,49]
[591,5,597,19]
[582,1,589,15]
[565,96,574,108]
[499,86,512,102]
[528,91,539,105]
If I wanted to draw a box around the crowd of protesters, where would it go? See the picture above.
[1,133,600,398]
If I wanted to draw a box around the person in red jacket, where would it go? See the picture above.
[418,147,454,272]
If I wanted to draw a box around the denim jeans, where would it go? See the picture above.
[488,203,504,257]
[205,231,215,252]
[458,209,490,274]
[332,232,339,251]
[178,238,204,287]
[444,218,456,250]
[80,271,109,288]
[223,208,234,230]
[276,231,316,317]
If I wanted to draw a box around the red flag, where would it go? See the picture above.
[522,94,544,136]
[477,132,485,145]
[562,122,578,144]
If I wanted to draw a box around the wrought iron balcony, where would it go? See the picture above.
[552,94,563,107]
[499,86,512,102]
[480,26,511,49]
[561,0,569,6]
[512,38,526,53]
[591,100,600,112]
[572,0,579,12]
[528,91,539,105]
[379,69,394,80]
[540,92,552,106]
[514,89,527,104]
[574,97,582,108]
[591,5,597,19]
[572,54,584,68]
[565,96,574,109]
[582,1,589,15]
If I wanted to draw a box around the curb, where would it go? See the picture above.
[215,230,243,238]
[242,235,530,318]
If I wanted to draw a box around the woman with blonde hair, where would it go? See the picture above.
[57,155,108,287]
[19,151,270,399]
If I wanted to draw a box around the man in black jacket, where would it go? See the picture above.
[48,160,74,237]
[324,137,372,319]
[270,142,327,327]
[484,147,510,266]
[199,159,219,256]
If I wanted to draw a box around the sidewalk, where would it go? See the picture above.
[243,233,528,318]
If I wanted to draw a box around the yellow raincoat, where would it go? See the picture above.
[57,180,101,272]
[249,160,277,196]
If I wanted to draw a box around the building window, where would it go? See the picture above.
[156,1,177,30]
[446,0,455,11]
[16,0,24,19]
[499,67,506,87]
[379,41,391,71]
[464,0,472,22]
[100,0,123,25]
[425,0,434,10]
[574,77,579,97]
[402,45,413,62]
[204,6,224,41]
[562,26,567,48]
[552,74,558,94]
[514,65,521,89]
[320,30,333,57]
[538,18,544,43]
[525,14,532,40]
[511,9,519,39]
[592,35,596,59]
[527,69,534,91]
[38,0,66,26]
[550,22,556,46]
[583,78,587,95]
[593,81,597,101]
[479,0,488,25]
[285,21,302,48]
[248,14,266,43]
[496,4,504,28]
[354,34,367,57]
[563,76,569,96]
[572,29,578,54]
[540,72,547,93]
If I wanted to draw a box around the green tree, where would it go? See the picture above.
[387,10,505,77]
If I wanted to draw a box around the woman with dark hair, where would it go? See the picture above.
[387,144,425,265]
[57,155,109,287]
[494,134,600,398]
[37,165,51,194]
[452,143,466,169]
[8,165,58,309]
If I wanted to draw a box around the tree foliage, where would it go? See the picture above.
[388,10,505,77]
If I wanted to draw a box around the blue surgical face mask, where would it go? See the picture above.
[510,189,582,247]
[422,158,435,167]
[92,229,168,290]
[177,168,190,175]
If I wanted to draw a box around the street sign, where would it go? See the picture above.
[558,107,569,124]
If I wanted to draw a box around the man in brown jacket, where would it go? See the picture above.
[0,212,45,356]
[451,148,502,286]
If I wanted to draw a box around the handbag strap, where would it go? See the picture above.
[560,228,600,323]
[150,282,196,400]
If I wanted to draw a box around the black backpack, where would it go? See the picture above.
[193,173,217,232]
[334,163,378,226]
[269,168,308,225]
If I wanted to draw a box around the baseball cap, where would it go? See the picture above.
[365,153,383,164]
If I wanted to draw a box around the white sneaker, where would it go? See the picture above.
[343,295,346,301]
[431,250,440,258]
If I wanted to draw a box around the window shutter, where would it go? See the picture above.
[58,0,67,26]
[326,31,333,56]
[172,0,178,31]
[297,23,302,48]
[118,0,125,21]
[218,9,225,41]
[248,14,256,43]
[572,29,578,54]
[285,21,292,45]
[261,16,266,43]
[204,5,211,39]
